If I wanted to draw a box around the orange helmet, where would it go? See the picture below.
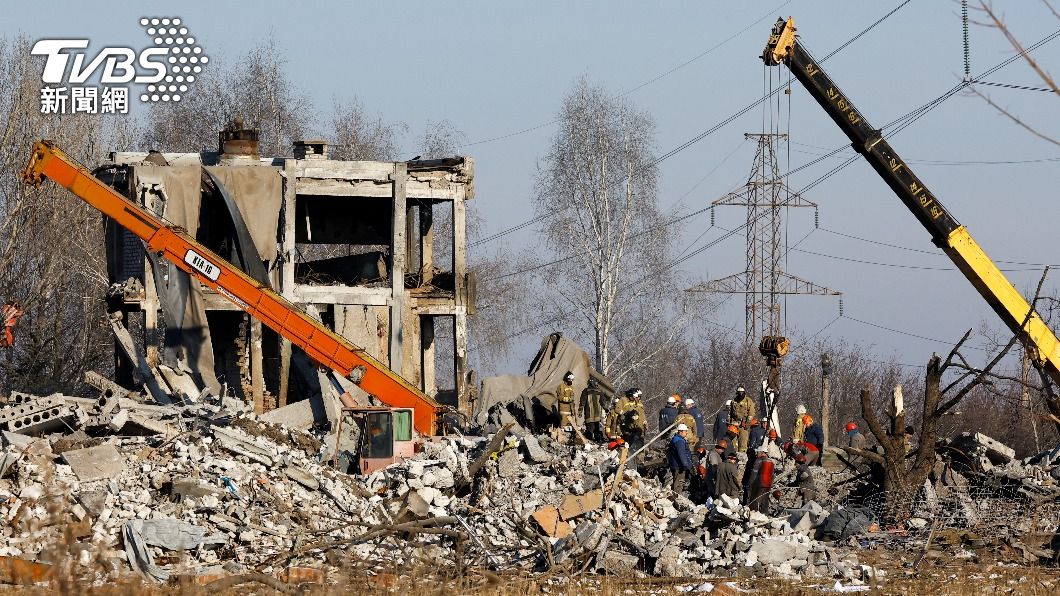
[802,414,813,425]
[727,424,739,434]
[751,418,759,425]
[845,422,858,432]
[768,429,778,439]
[716,439,728,449]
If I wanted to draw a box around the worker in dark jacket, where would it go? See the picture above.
[579,378,606,442]
[713,399,731,442]
[667,424,695,494]
[715,452,742,499]
[803,415,825,466]
[747,419,767,454]
[659,395,679,433]
[685,398,706,439]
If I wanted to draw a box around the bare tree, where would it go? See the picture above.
[533,78,691,386]
[970,1,1059,146]
[329,98,406,161]
[0,35,122,394]
[143,38,312,154]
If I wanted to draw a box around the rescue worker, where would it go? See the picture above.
[659,394,679,432]
[674,399,699,450]
[715,451,742,500]
[618,388,647,458]
[747,446,775,513]
[729,385,756,452]
[716,437,736,460]
[667,423,694,494]
[1,301,25,349]
[792,404,808,443]
[803,414,825,466]
[690,444,713,504]
[747,418,767,453]
[704,440,724,498]
[723,426,739,457]
[579,378,606,442]
[713,399,731,442]
[763,428,784,460]
[556,371,576,424]
[685,398,706,439]
[605,389,634,440]
[793,454,817,506]
[845,422,866,451]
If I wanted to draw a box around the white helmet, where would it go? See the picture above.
[675,423,689,432]
[796,404,807,415]
[685,398,695,407]
[666,395,678,405]
[725,399,732,406]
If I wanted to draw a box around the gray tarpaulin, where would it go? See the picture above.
[204,166,283,262]
[474,333,596,428]
[131,165,282,395]
[134,167,220,393]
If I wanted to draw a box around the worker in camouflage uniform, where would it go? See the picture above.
[579,377,606,442]
[553,371,576,442]
[673,397,699,450]
[617,388,647,460]
[728,385,756,451]
[605,389,633,440]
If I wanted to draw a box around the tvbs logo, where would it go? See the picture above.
[32,17,208,114]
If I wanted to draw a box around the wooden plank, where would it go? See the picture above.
[558,489,603,521]
[389,164,407,374]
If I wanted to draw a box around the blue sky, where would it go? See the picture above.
[6,1,1060,376]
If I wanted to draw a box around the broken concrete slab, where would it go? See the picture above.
[601,550,639,575]
[532,505,572,538]
[750,539,805,565]
[558,489,603,521]
[61,444,125,482]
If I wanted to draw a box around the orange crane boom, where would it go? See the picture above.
[22,140,444,435]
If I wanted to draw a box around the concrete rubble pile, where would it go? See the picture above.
[0,385,877,586]
[0,368,1057,587]
[364,428,879,583]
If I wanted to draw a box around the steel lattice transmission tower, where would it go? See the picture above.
[689,133,840,343]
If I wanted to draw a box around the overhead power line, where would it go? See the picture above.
[460,1,792,149]
[473,0,915,248]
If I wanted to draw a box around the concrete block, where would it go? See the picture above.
[496,448,520,478]
[749,539,805,565]
[520,434,552,464]
[62,444,125,482]
[601,550,640,575]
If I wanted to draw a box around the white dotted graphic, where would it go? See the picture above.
[138,17,207,103]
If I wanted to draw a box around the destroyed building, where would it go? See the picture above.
[97,122,475,416]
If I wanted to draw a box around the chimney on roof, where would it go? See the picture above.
[218,118,260,163]
[293,139,328,160]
